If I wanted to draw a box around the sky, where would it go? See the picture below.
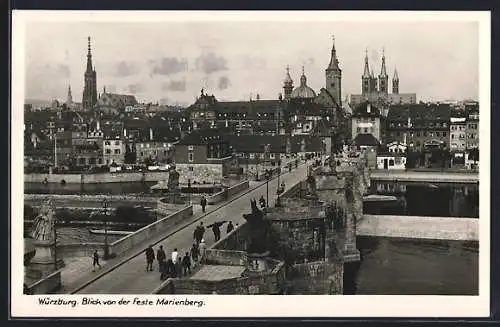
[20,12,480,106]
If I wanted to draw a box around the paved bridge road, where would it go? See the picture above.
[74,164,309,294]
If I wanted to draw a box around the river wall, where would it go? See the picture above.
[25,172,168,184]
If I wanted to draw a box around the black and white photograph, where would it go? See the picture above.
[11,10,490,317]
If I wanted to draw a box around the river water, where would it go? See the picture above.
[345,236,479,295]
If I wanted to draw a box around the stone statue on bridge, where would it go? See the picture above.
[31,198,56,242]
[167,164,180,193]
[242,199,269,254]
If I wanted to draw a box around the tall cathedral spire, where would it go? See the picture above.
[379,47,388,77]
[67,85,73,104]
[325,35,342,107]
[327,35,340,70]
[378,47,388,94]
[283,65,294,100]
[86,36,93,72]
[392,66,399,94]
[82,36,98,110]
[363,48,370,78]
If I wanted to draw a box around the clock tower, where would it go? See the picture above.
[325,35,342,107]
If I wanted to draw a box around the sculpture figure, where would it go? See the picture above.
[167,164,180,193]
[30,199,56,242]
[242,199,268,254]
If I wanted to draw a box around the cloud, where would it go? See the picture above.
[241,55,267,70]
[218,76,230,90]
[113,61,141,77]
[195,52,228,75]
[127,83,144,94]
[46,63,71,78]
[150,57,188,76]
[162,79,186,92]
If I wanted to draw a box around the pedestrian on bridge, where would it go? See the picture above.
[190,243,199,266]
[200,196,207,213]
[226,221,234,234]
[145,245,155,272]
[182,252,192,276]
[156,245,166,272]
[92,250,101,272]
[207,220,227,242]
[199,239,206,263]
[194,222,205,245]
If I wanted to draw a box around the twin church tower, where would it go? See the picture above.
[281,36,415,108]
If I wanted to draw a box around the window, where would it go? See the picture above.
[389,159,395,166]
[270,153,275,159]
[114,149,121,155]
[357,127,361,133]
[249,154,255,159]
[89,158,96,165]
[140,152,144,157]
[188,146,194,151]
[188,166,194,171]
[364,128,368,133]
[141,144,144,148]
[188,152,194,162]
[451,134,455,139]
[105,141,111,146]
[443,132,447,137]
[114,141,120,146]
[106,149,112,154]
[164,150,167,155]
[98,159,103,165]
[79,158,85,165]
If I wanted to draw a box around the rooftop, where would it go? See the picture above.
[190,265,246,281]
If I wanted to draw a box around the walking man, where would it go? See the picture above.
[193,222,205,245]
[200,196,207,213]
[182,252,192,276]
[92,250,101,272]
[199,239,206,263]
[190,243,199,266]
[156,245,166,272]
[226,221,234,234]
[145,245,155,272]
[207,220,227,242]
[259,195,266,208]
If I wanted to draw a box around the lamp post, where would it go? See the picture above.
[102,199,110,259]
[275,94,283,207]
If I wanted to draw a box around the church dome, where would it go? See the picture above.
[291,68,316,99]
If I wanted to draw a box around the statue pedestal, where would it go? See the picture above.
[30,240,65,277]
[247,251,270,272]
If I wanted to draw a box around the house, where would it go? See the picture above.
[351,101,381,142]
[173,128,233,185]
[376,142,407,170]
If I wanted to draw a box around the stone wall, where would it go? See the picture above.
[25,171,169,184]
[109,205,193,256]
[287,261,343,294]
[206,180,249,205]
[153,262,286,295]
[175,163,224,185]
[212,223,250,251]
[56,242,103,258]
[27,270,62,294]
[203,249,248,266]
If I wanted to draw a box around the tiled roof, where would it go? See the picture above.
[229,135,323,153]
[387,103,451,121]
[353,133,379,146]
[178,128,231,145]
[352,101,381,117]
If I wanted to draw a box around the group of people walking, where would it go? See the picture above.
[144,242,207,280]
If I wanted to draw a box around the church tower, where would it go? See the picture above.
[82,37,98,110]
[283,65,294,100]
[361,48,371,96]
[378,48,388,95]
[392,67,399,94]
[325,35,342,106]
[66,85,73,105]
